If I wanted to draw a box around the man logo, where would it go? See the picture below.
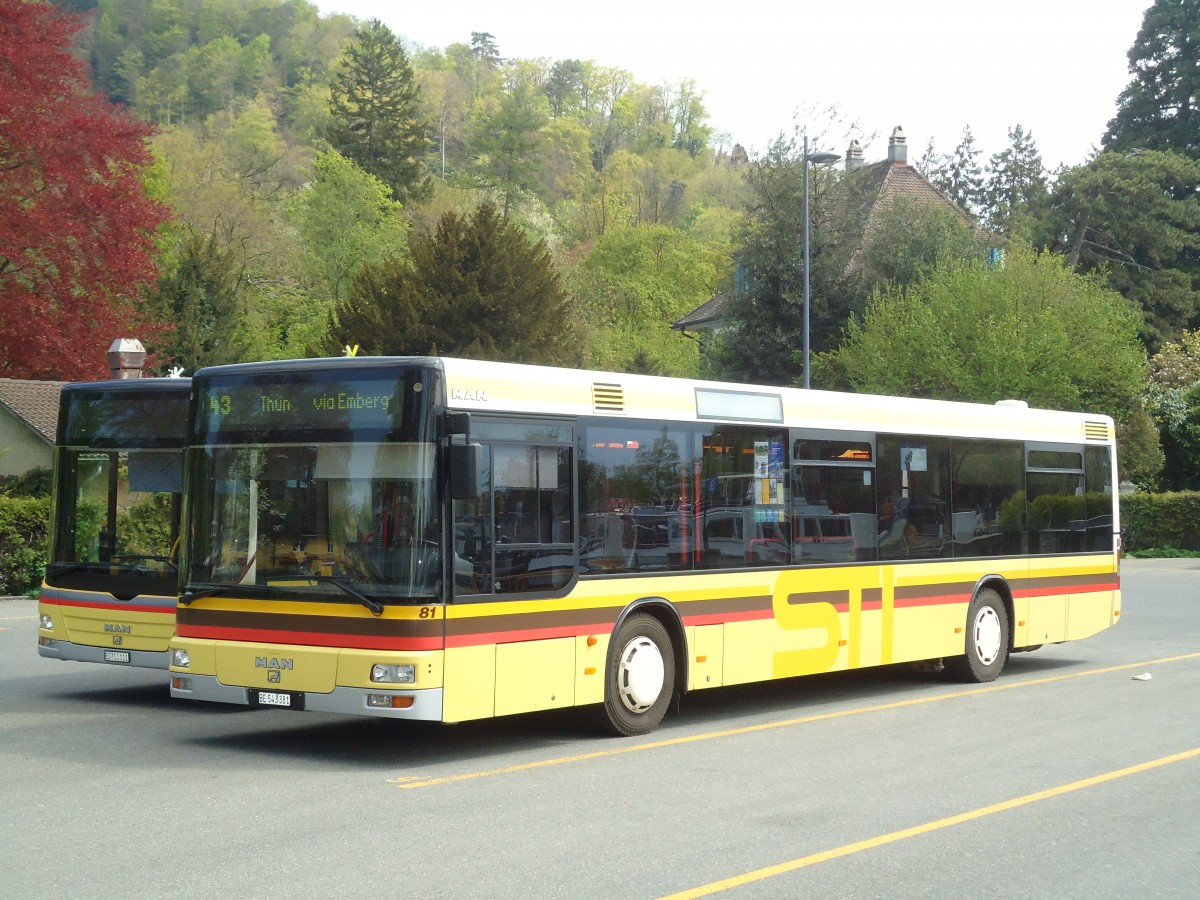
[254,657,294,670]
[450,387,488,402]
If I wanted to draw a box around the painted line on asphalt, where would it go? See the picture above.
[387,651,1200,789]
[662,746,1200,898]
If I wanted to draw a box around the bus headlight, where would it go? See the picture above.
[40,614,53,630]
[371,664,415,684]
[171,648,191,668]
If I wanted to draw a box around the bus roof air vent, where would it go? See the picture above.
[1083,420,1111,441]
[994,399,1028,408]
[592,383,624,415]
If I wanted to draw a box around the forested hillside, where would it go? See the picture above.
[64,0,745,377]
[5,0,1200,487]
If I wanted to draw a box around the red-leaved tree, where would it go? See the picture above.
[0,0,170,380]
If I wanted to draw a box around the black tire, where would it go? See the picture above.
[599,613,675,737]
[945,587,1009,683]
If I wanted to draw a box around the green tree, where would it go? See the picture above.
[984,125,1048,234]
[145,229,244,373]
[150,119,310,367]
[470,62,550,216]
[819,249,1155,475]
[1143,329,1200,487]
[286,150,409,305]
[709,134,867,385]
[573,224,732,376]
[1103,0,1200,160]
[329,202,577,364]
[937,126,986,215]
[856,197,989,294]
[1036,149,1200,349]
[328,18,430,204]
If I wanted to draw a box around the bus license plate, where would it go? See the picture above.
[103,650,130,663]
[253,690,302,709]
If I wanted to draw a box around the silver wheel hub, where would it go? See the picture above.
[616,636,665,714]
[973,606,1002,666]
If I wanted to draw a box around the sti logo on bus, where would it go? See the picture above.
[255,657,294,670]
[451,387,488,402]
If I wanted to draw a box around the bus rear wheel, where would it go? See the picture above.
[599,613,675,737]
[945,587,1009,683]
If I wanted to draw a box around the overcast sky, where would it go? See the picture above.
[313,0,1153,172]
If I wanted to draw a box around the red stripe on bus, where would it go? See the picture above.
[41,597,174,615]
[446,622,613,648]
[1016,580,1118,598]
[893,592,973,609]
[175,624,442,651]
[682,608,774,627]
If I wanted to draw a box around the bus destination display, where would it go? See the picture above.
[197,377,417,439]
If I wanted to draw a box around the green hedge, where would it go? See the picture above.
[1120,491,1200,553]
[0,496,51,595]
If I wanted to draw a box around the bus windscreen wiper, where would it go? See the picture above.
[178,583,281,605]
[313,576,384,615]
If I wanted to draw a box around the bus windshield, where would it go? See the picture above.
[45,381,190,596]
[187,442,442,603]
[47,448,184,593]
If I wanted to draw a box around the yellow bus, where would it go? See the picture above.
[38,378,191,669]
[168,357,1120,735]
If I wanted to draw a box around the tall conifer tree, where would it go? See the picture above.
[1104,0,1199,159]
[984,125,1048,234]
[328,19,430,203]
[329,203,576,365]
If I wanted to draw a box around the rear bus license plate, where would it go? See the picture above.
[252,690,303,710]
[103,650,130,663]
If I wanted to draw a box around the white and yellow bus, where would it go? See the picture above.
[38,378,191,669]
[168,357,1119,735]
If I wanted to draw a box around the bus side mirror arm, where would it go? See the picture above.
[450,443,483,500]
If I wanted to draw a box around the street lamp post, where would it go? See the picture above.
[802,135,839,389]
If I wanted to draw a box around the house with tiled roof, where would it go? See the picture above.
[0,378,66,477]
[673,126,979,338]
[844,127,979,263]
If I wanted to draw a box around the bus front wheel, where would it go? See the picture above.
[946,588,1009,683]
[600,613,675,737]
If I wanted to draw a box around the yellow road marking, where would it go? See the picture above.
[388,652,1200,789]
[663,746,1200,899]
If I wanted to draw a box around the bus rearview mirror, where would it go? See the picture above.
[450,443,483,499]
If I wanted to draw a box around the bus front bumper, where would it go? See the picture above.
[169,673,444,720]
[38,637,170,669]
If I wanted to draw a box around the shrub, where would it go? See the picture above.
[1120,491,1200,553]
[0,466,53,498]
[0,496,51,594]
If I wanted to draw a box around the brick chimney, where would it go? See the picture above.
[887,126,907,165]
[845,139,864,170]
[107,338,146,379]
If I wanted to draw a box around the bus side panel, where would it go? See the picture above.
[1026,595,1068,644]
[688,624,724,690]
[494,637,575,716]
[1069,552,1122,641]
[722,618,846,686]
[442,644,495,722]
[575,633,608,705]
[890,605,970,663]
[1067,589,1117,641]
[1024,557,1118,645]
